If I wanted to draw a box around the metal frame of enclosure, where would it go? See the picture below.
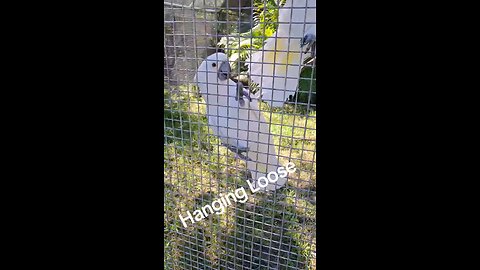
[164,1,316,269]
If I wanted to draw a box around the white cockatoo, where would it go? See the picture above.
[247,0,316,107]
[194,53,287,191]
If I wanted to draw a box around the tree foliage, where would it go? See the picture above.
[217,0,283,73]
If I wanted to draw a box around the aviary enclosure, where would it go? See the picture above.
[164,0,316,269]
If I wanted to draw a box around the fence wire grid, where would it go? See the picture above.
[164,0,316,269]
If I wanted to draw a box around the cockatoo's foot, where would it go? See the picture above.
[242,89,252,102]
[301,33,316,58]
[234,152,253,162]
[221,143,252,161]
[238,98,245,107]
[235,82,253,107]
[234,81,253,107]
[221,143,248,153]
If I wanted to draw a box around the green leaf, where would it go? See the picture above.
[297,66,316,105]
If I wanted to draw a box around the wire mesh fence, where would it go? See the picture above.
[164,0,316,269]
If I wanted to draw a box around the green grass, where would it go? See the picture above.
[164,83,316,269]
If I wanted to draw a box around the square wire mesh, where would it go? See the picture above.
[164,0,316,269]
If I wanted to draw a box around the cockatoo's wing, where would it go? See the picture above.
[243,95,287,191]
[205,92,248,150]
[222,80,287,191]
[247,0,316,108]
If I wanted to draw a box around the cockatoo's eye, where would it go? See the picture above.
[211,63,216,67]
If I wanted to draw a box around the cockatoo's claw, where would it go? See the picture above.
[236,152,253,162]
[236,81,252,107]
[221,143,249,157]
[238,98,245,107]
[242,89,252,102]
[235,145,249,153]
[232,150,252,162]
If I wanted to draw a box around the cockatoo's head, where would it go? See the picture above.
[194,53,231,97]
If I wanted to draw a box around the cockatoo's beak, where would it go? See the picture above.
[301,33,316,57]
[218,61,231,81]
